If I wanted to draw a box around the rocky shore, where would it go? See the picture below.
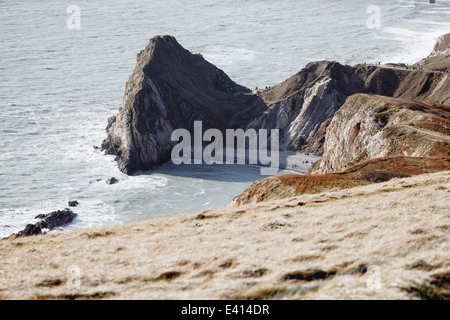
[1,33,449,300]
[6,209,77,239]
[102,34,450,175]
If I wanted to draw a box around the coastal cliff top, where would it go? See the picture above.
[1,171,449,299]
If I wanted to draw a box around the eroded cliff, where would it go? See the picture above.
[250,61,450,155]
[428,32,450,58]
[103,35,450,175]
[312,94,450,174]
[101,35,266,174]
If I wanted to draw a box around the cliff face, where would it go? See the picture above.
[101,35,266,174]
[104,35,450,175]
[249,61,450,155]
[418,33,450,71]
[312,94,450,174]
[428,33,450,58]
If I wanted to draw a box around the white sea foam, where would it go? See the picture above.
[379,26,450,64]
[202,46,261,66]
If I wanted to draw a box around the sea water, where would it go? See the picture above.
[1,0,450,237]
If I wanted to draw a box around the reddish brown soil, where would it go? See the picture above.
[279,157,450,194]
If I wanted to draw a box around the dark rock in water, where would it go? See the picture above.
[18,224,43,236]
[35,209,77,230]
[106,177,119,185]
[14,209,78,238]
[68,200,79,207]
[103,35,450,175]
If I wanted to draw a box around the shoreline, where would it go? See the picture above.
[1,28,450,300]
[5,29,450,239]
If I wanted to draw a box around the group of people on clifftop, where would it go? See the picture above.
[431,66,448,73]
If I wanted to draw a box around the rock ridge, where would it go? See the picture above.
[103,35,450,175]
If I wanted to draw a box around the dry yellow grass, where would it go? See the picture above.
[1,171,449,300]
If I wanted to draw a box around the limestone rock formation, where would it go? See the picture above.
[312,94,450,174]
[103,35,450,175]
[253,61,450,156]
[418,33,450,71]
[101,35,266,174]
[428,32,450,58]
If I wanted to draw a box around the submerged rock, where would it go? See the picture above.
[68,200,79,207]
[14,209,78,237]
[106,177,119,185]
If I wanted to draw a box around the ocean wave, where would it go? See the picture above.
[378,26,450,64]
[202,46,262,66]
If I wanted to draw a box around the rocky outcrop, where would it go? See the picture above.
[312,94,450,174]
[106,177,119,185]
[104,35,450,175]
[418,33,450,71]
[427,33,450,58]
[68,200,79,207]
[13,209,78,237]
[101,35,266,174]
[252,62,450,156]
